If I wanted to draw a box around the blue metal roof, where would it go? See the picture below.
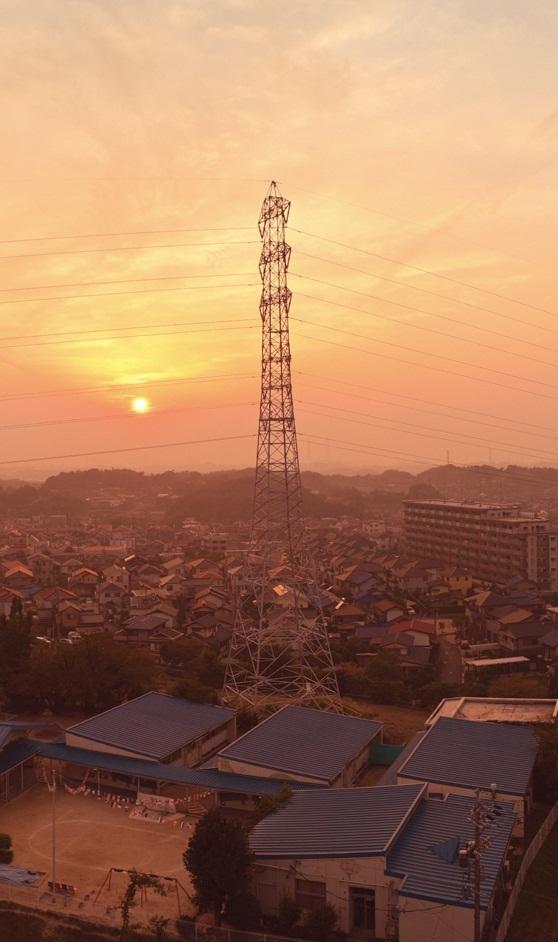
[0,722,50,751]
[39,742,313,796]
[398,717,537,796]
[0,740,39,775]
[377,731,428,786]
[67,692,235,761]
[250,784,425,858]
[219,705,382,783]
[387,793,516,909]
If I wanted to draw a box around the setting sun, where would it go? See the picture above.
[131,397,151,414]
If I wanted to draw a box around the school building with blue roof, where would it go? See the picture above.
[250,785,516,942]
[395,715,537,834]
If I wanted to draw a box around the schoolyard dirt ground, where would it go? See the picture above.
[0,785,195,929]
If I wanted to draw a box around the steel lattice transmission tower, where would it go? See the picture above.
[223,182,341,711]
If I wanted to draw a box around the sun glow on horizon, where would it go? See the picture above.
[131,397,152,414]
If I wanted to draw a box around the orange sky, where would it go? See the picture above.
[2,1,558,476]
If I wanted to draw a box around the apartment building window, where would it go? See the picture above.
[296,879,326,912]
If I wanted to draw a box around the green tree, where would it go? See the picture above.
[534,726,558,801]
[161,638,224,703]
[184,809,254,925]
[276,894,302,933]
[0,833,13,864]
[149,915,171,941]
[14,635,157,712]
[487,675,549,699]
[0,598,32,699]
[119,870,166,942]
[252,785,292,825]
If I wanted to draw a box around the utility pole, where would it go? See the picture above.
[48,769,57,893]
[223,182,340,711]
[461,784,504,942]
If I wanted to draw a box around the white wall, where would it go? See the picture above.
[253,856,391,937]
[398,895,477,942]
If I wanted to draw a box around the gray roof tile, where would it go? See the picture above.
[219,705,382,783]
[250,784,425,858]
[387,793,516,908]
[398,716,537,796]
[67,691,235,760]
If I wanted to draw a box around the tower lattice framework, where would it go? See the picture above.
[223,182,341,711]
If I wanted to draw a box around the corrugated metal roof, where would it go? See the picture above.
[0,739,39,775]
[250,784,425,858]
[67,692,235,760]
[398,716,537,796]
[387,793,516,909]
[39,742,313,796]
[219,705,382,782]
[0,722,50,751]
[377,731,428,786]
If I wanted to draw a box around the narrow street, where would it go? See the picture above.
[439,639,464,685]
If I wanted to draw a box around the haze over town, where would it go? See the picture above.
[2,5,558,942]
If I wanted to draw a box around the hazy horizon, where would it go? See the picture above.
[2,2,558,474]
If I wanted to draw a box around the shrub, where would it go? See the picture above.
[276,894,302,933]
[224,892,261,930]
[0,834,13,865]
[304,904,338,941]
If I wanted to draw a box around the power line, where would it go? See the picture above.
[0,226,254,245]
[0,271,254,294]
[293,277,558,370]
[0,317,254,344]
[0,433,256,467]
[0,282,258,310]
[0,401,257,434]
[295,370,558,438]
[295,376,558,442]
[294,252,558,350]
[291,314,558,395]
[292,329,558,403]
[299,433,558,489]
[292,227,558,321]
[3,324,257,351]
[0,371,257,404]
[0,239,259,261]
[296,402,558,462]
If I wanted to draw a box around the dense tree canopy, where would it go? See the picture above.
[184,809,254,925]
[10,635,157,712]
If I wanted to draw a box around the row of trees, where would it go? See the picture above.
[333,641,555,710]
[0,600,231,713]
